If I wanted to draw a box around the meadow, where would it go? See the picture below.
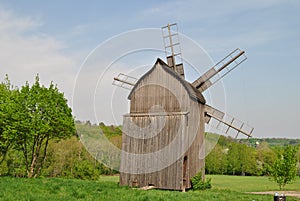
[0,175,299,201]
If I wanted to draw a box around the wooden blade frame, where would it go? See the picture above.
[192,48,247,92]
[113,73,137,90]
[162,23,184,78]
[205,105,254,138]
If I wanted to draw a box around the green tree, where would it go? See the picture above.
[297,148,300,176]
[239,143,257,176]
[227,143,241,175]
[0,79,10,162]
[0,76,19,164]
[0,75,75,178]
[227,142,257,175]
[205,144,227,174]
[256,141,276,175]
[23,76,75,177]
[270,145,299,190]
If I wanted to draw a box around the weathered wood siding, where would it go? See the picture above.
[184,101,205,187]
[120,114,186,190]
[120,61,205,190]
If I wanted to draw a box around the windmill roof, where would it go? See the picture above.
[128,58,206,104]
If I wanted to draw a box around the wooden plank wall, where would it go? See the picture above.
[185,102,205,188]
[120,62,205,190]
[120,114,186,190]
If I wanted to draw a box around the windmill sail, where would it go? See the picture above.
[204,105,253,138]
[204,104,225,124]
[192,48,247,92]
[113,73,137,90]
[162,23,184,78]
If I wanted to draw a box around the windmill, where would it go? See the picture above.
[113,23,253,191]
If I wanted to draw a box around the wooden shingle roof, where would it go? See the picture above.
[128,58,206,104]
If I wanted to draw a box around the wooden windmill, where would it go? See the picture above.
[113,23,253,191]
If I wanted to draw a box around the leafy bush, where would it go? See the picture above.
[191,172,212,190]
[270,145,299,190]
[42,136,117,179]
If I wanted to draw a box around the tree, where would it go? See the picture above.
[239,143,257,176]
[297,148,300,176]
[270,145,299,190]
[0,75,75,178]
[205,144,227,174]
[227,143,241,175]
[23,76,75,177]
[256,141,276,175]
[227,142,257,175]
[0,76,19,164]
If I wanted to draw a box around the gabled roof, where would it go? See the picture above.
[128,58,206,104]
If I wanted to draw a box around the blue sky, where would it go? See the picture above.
[0,1,299,138]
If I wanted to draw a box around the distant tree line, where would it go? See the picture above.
[240,137,300,147]
[205,134,300,177]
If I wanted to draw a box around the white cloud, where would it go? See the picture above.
[0,7,77,104]
[0,8,41,33]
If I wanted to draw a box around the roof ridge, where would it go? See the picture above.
[128,58,205,104]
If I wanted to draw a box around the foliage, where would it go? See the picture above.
[0,75,75,178]
[99,123,122,148]
[297,148,300,176]
[270,145,299,190]
[0,148,26,177]
[42,136,116,179]
[2,175,299,201]
[240,138,300,147]
[204,133,295,177]
[205,139,258,176]
[42,137,99,179]
[0,136,117,179]
[226,143,241,175]
[226,143,257,175]
[216,134,235,147]
[205,144,227,174]
[0,76,16,163]
[0,123,119,179]
[255,141,276,175]
[191,172,212,190]
[76,122,122,172]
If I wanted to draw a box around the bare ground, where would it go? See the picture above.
[249,191,300,199]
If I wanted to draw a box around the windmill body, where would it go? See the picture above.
[120,58,205,190]
[114,24,253,191]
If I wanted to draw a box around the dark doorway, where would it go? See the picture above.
[182,156,188,191]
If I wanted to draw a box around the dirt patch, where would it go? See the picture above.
[249,191,300,199]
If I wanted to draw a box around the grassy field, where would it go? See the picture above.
[209,175,300,192]
[0,175,299,201]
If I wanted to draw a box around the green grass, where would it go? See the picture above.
[0,175,299,201]
[209,175,300,192]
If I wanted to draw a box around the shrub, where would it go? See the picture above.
[191,172,212,190]
[270,145,299,190]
